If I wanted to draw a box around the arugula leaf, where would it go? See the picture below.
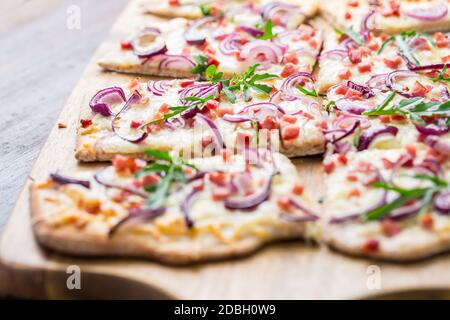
[296,84,318,97]
[378,36,395,54]
[334,27,364,46]
[226,64,278,101]
[180,95,215,105]
[394,33,420,65]
[363,174,448,221]
[430,65,450,82]
[259,19,276,40]
[363,195,412,221]
[363,96,450,119]
[362,91,396,116]
[205,64,224,83]
[199,4,212,16]
[138,150,197,208]
[191,54,210,75]
[139,105,190,128]
[252,119,259,146]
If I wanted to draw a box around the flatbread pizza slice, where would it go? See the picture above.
[76,70,327,162]
[324,78,450,154]
[322,147,450,261]
[320,0,450,34]
[317,27,450,93]
[142,0,319,23]
[98,16,322,78]
[31,150,319,264]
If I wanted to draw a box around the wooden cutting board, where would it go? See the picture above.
[2,0,450,299]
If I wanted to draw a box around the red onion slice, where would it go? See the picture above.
[196,113,225,151]
[435,191,450,215]
[360,9,376,39]
[132,27,167,58]
[424,135,450,154]
[109,207,166,236]
[357,125,399,151]
[179,83,221,106]
[112,92,148,143]
[261,2,301,27]
[387,198,422,220]
[239,25,264,38]
[180,188,198,228]
[218,33,244,55]
[157,54,195,69]
[325,120,360,144]
[334,99,368,115]
[385,70,418,98]
[50,173,90,189]
[320,49,348,61]
[224,174,273,209]
[405,3,448,21]
[280,72,315,100]
[89,87,126,117]
[240,40,284,64]
[147,80,172,96]
[184,16,216,45]
[94,168,147,197]
[366,73,389,91]
[415,118,450,136]
[346,80,375,98]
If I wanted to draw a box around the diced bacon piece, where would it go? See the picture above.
[130,120,143,129]
[277,195,292,210]
[281,125,300,140]
[281,63,300,78]
[141,174,161,187]
[201,136,214,148]
[337,153,348,165]
[217,106,234,117]
[179,79,195,87]
[357,62,372,73]
[411,81,429,97]
[363,238,379,252]
[80,119,92,128]
[210,171,227,186]
[168,0,180,6]
[344,88,363,100]
[212,186,230,201]
[381,219,401,237]
[292,183,304,195]
[280,114,297,124]
[348,49,362,64]
[383,56,402,69]
[348,188,361,197]
[346,174,358,182]
[420,214,434,230]
[283,51,299,65]
[260,115,279,129]
[338,68,352,80]
[347,0,359,7]
[334,84,348,95]
[323,160,335,174]
[345,12,352,20]
[120,40,132,50]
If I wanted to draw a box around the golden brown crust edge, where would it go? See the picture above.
[325,231,450,262]
[30,184,306,265]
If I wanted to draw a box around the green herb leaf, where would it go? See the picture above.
[296,84,318,97]
[430,65,450,82]
[395,33,420,65]
[191,54,210,75]
[334,27,364,46]
[362,91,396,116]
[259,19,276,40]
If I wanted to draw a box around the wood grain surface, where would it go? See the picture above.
[0,0,128,230]
[1,0,450,299]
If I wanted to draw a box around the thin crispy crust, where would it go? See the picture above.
[319,2,450,34]
[30,184,307,264]
[325,227,450,262]
[142,0,320,20]
[98,61,195,79]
